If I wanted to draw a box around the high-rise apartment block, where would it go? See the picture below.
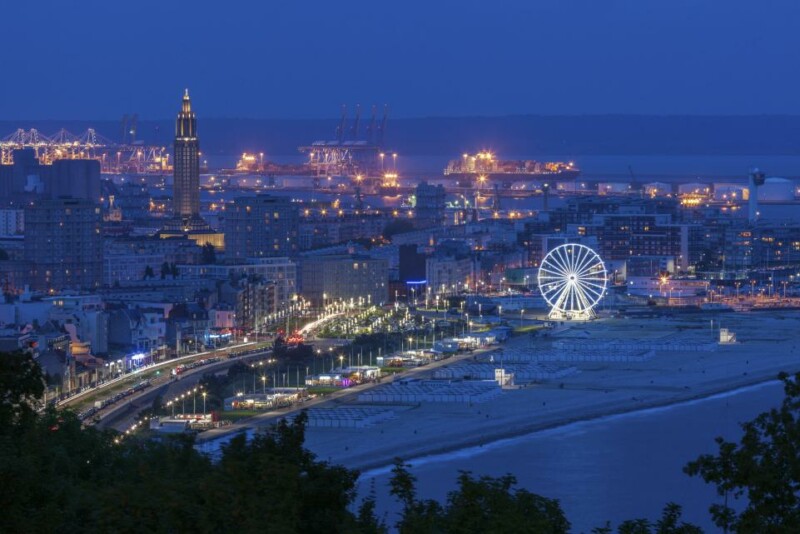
[24,198,103,291]
[224,195,299,259]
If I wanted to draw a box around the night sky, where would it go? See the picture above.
[2,0,798,119]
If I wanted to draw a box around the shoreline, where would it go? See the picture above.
[355,374,786,476]
[197,312,800,481]
[302,312,800,475]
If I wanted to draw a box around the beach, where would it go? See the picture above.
[299,311,800,472]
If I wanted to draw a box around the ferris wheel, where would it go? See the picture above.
[537,244,607,320]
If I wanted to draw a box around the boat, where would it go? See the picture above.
[444,151,579,187]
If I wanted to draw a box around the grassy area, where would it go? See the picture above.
[218,409,261,422]
[380,367,405,374]
[307,386,341,396]
[513,324,544,334]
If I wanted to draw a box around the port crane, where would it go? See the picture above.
[0,127,169,174]
[298,104,390,177]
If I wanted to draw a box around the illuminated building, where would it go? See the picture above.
[160,90,224,249]
[299,254,388,307]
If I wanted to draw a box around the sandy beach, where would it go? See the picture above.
[298,311,800,472]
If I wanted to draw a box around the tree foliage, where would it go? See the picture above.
[4,351,800,532]
[0,350,44,427]
[593,503,702,533]
[685,371,800,532]
[0,352,378,533]
[389,459,571,533]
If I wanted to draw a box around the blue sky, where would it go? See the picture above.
[1,0,798,119]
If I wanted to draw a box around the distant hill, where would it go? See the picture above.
[1,115,799,157]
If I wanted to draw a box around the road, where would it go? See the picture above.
[60,341,267,412]
[96,349,273,431]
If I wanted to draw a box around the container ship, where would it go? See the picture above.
[444,151,579,187]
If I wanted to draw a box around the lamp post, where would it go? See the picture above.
[202,392,207,415]
[261,375,266,394]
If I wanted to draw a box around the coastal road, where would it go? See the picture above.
[60,341,267,411]
[93,349,272,431]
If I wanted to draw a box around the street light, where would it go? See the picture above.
[202,392,207,415]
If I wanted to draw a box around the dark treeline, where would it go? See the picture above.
[3,116,800,157]
[2,351,800,532]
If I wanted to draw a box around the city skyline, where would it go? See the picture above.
[2,1,800,119]
[3,2,800,531]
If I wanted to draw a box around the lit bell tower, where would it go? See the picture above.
[173,89,200,223]
[160,89,224,249]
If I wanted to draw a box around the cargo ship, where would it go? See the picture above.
[444,151,580,187]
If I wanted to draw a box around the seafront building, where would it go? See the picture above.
[299,254,388,307]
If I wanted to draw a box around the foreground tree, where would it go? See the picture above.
[0,350,44,427]
[685,371,800,532]
[592,503,701,533]
[0,352,381,533]
[389,460,571,533]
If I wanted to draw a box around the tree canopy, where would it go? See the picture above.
[685,371,800,532]
[3,351,800,532]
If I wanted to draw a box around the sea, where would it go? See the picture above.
[356,380,785,533]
